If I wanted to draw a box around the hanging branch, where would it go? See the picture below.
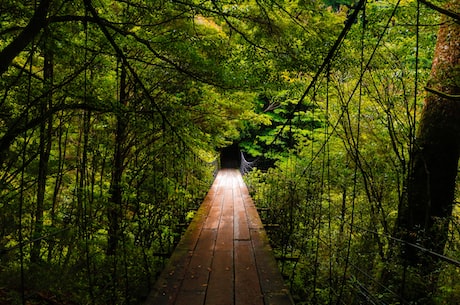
[48,14,233,89]
[83,0,198,157]
[211,1,271,53]
[419,0,460,23]
[0,0,51,76]
[269,0,367,147]
[0,54,101,162]
[425,86,460,101]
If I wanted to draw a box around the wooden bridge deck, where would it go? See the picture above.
[145,169,293,305]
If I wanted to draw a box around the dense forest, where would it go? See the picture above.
[0,0,458,304]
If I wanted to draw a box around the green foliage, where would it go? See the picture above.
[1,0,458,304]
[0,0,249,303]
[244,1,460,304]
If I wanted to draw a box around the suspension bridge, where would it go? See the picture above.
[0,0,457,304]
[144,168,293,305]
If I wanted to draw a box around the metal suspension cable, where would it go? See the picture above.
[284,88,332,293]
[336,2,367,302]
[408,0,421,180]
[325,63,334,305]
[275,1,406,294]
[261,1,419,303]
[266,1,368,281]
[351,223,460,268]
[19,13,37,301]
[347,260,410,305]
[269,0,367,147]
[271,9,406,294]
[19,121,26,305]
[2,227,71,254]
[82,10,95,303]
[414,0,420,124]
[311,88,323,302]
[283,1,407,302]
[240,151,256,174]
[315,232,412,304]
[293,0,404,187]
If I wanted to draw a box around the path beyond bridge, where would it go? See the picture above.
[144,169,293,305]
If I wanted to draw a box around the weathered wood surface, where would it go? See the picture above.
[144,169,293,305]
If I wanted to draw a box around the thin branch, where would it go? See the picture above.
[0,26,24,36]
[419,0,460,22]
[425,86,460,101]
[0,102,111,163]
[49,13,188,28]
[0,55,99,161]
[49,14,235,89]
[211,1,271,53]
[83,0,195,154]
[0,0,51,76]
[271,0,367,145]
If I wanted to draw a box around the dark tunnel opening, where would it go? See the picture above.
[220,143,241,169]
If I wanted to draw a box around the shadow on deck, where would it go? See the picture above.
[144,169,293,305]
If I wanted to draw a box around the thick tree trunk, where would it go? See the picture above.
[395,1,460,302]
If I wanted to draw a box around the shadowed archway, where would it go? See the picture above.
[220,143,241,169]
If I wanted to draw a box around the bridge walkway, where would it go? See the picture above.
[144,169,293,305]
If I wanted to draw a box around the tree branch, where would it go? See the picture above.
[0,26,24,36]
[0,54,100,163]
[0,0,52,76]
[0,102,110,165]
[211,1,271,53]
[49,15,234,89]
[425,86,460,101]
[419,0,460,23]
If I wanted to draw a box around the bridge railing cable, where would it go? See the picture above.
[350,224,460,268]
[269,0,367,148]
[251,1,451,304]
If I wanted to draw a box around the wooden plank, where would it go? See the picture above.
[145,169,294,305]
[215,216,233,251]
[243,194,264,230]
[146,248,192,305]
[234,209,250,241]
[144,172,218,305]
[174,290,206,305]
[251,228,292,304]
[233,174,249,239]
[145,214,213,304]
[205,250,234,305]
[234,193,250,241]
[178,249,213,293]
[203,200,223,229]
[234,240,264,305]
[179,229,216,293]
[206,169,234,305]
[238,171,293,305]
[195,228,217,252]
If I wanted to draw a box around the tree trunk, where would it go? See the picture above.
[0,0,51,76]
[31,31,54,263]
[48,114,68,263]
[395,1,460,302]
[107,63,128,256]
